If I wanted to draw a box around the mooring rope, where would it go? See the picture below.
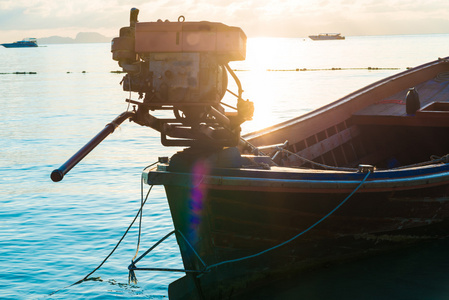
[48,161,157,296]
[130,164,155,264]
[50,145,448,294]
[128,230,209,282]
[391,154,449,170]
[128,230,177,284]
[278,147,449,173]
[129,170,371,278]
[277,147,358,172]
[202,170,370,272]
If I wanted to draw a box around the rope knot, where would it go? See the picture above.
[128,261,138,284]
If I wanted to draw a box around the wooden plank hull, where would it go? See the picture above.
[145,161,449,299]
[143,57,449,298]
[242,57,449,169]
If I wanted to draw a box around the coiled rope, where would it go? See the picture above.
[435,71,449,82]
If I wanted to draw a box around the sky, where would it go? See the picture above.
[1,0,449,42]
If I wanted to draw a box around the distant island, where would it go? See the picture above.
[37,32,111,44]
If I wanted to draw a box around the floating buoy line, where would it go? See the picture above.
[0,71,87,75]
[236,67,401,72]
[0,72,37,74]
[0,67,404,76]
[111,67,404,74]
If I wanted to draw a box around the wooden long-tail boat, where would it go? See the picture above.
[51,8,449,299]
[146,56,449,299]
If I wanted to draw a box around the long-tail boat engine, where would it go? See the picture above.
[51,8,253,182]
[112,8,253,147]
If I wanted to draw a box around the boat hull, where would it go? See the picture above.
[142,56,449,298]
[145,159,449,299]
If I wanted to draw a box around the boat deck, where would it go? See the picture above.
[352,73,449,127]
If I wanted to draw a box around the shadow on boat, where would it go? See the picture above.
[245,237,449,300]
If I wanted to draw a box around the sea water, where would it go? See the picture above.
[1,34,449,299]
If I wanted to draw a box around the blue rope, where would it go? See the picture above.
[128,230,208,278]
[204,171,371,271]
[176,230,207,268]
[49,179,156,295]
[126,171,371,278]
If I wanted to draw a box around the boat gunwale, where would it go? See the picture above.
[144,163,449,193]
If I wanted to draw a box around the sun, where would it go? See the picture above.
[222,37,291,133]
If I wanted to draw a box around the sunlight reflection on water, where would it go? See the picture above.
[1,34,449,298]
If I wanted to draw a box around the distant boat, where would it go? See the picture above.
[309,33,345,40]
[1,38,38,48]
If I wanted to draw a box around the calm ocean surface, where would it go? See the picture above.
[1,34,449,299]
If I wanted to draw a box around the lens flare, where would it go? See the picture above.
[187,159,210,243]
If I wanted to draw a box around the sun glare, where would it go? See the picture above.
[224,37,316,133]
[224,37,288,133]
